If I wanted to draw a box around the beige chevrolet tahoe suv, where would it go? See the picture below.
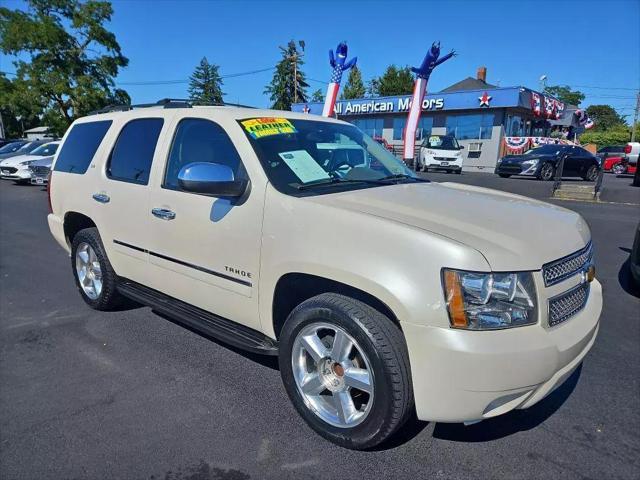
[47,100,602,449]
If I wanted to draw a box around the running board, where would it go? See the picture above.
[117,279,278,356]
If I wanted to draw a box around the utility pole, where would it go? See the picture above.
[631,91,639,143]
[281,41,305,105]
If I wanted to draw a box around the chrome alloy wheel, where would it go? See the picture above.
[540,163,554,180]
[75,242,103,300]
[291,322,374,428]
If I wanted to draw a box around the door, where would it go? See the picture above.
[92,117,166,285]
[145,117,265,331]
[562,146,583,176]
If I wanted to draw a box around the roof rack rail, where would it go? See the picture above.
[89,98,255,115]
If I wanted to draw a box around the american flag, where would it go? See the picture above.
[322,64,346,117]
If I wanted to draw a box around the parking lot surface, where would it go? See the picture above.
[1,173,639,480]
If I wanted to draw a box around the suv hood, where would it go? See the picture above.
[307,182,590,271]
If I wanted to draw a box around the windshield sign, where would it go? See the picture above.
[240,118,420,195]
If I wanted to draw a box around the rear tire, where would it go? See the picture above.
[583,165,598,181]
[612,162,626,175]
[279,293,413,450]
[71,228,125,311]
[498,173,511,178]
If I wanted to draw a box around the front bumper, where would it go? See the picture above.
[403,277,602,423]
[495,163,538,176]
[0,167,32,180]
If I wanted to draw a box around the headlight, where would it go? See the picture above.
[442,269,538,330]
[522,159,539,167]
[20,160,35,166]
[425,149,436,156]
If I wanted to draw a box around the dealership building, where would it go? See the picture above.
[292,67,564,171]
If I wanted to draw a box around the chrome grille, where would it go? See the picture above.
[548,283,590,327]
[542,242,593,286]
[31,165,50,175]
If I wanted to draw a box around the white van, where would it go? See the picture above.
[418,134,464,173]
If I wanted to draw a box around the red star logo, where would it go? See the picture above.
[479,92,492,107]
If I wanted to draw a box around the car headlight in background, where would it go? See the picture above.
[19,160,36,166]
[442,269,538,330]
[521,158,539,168]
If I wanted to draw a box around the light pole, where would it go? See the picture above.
[631,91,639,143]
[280,41,305,104]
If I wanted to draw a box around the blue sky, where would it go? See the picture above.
[2,0,639,118]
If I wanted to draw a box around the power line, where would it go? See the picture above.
[116,66,276,86]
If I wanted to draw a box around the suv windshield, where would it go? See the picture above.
[422,135,459,150]
[30,143,58,156]
[0,141,27,153]
[240,118,419,195]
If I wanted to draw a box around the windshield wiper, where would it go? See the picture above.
[295,177,387,191]
[376,174,428,183]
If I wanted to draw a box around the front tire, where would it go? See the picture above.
[538,162,555,181]
[498,173,511,178]
[279,293,413,450]
[71,228,125,311]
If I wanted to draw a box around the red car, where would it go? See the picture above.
[603,156,637,175]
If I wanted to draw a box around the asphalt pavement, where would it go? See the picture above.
[1,172,639,480]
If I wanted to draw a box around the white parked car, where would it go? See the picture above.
[0,141,60,183]
[418,134,464,173]
[47,101,601,449]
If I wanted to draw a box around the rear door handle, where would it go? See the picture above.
[92,193,110,203]
[151,207,176,221]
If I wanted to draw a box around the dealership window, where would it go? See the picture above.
[392,116,433,140]
[505,115,525,136]
[351,117,384,137]
[445,113,494,140]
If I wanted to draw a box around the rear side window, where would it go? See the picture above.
[54,121,112,174]
[107,118,164,185]
[163,118,244,190]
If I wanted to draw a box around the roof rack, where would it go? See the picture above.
[89,98,255,115]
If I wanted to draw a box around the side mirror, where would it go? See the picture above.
[178,162,248,197]
[459,145,465,150]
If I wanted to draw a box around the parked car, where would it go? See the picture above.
[495,144,600,181]
[0,139,49,160]
[623,142,639,169]
[47,102,601,449]
[604,155,637,175]
[417,134,464,173]
[28,156,54,185]
[372,136,392,152]
[595,145,625,162]
[0,141,60,183]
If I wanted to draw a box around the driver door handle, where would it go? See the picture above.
[151,207,176,221]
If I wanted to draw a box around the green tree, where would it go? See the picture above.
[311,89,324,102]
[585,105,626,131]
[264,40,309,110]
[188,57,224,104]
[0,0,130,136]
[371,65,414,97]
[341,65,366,99]
[543,85,585,106]
[579,125,631,147]
[0,74,42,138]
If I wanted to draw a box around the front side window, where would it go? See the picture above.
[107,118,164,185]
[54,121,112,174]
[240,118,417,196]
[164,118,244,190]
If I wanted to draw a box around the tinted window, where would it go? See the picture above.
[54,121,112,174]
[164,118,243,190]
[446,113,494,140]
[0,141,27,153]
[107,118,164,185]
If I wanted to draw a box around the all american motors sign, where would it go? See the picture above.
[334,97,445,115]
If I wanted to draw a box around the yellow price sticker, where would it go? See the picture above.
[241,117,297,139]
